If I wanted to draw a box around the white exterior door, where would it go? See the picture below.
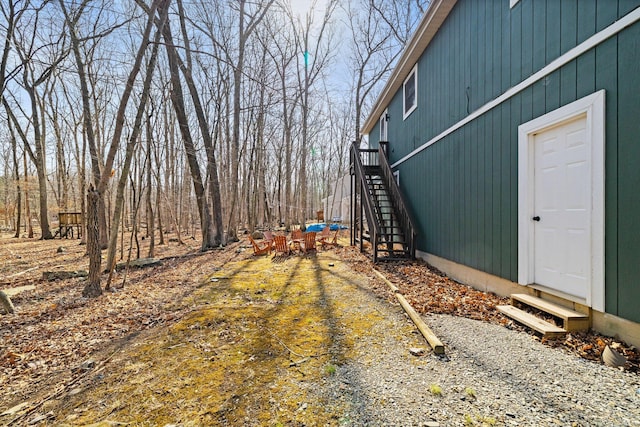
[533,116,589,299]
[518,90,605,311]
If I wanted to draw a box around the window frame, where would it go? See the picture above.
[379,108,388,141]
[403,64,418,120]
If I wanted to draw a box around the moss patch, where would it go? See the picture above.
[42,250,398,426]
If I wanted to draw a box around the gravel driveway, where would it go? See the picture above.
[323,268,640,427]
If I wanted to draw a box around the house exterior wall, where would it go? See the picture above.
[368,0,640,323]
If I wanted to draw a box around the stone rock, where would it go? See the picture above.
[251,231,264,239]
[602,345,626,368]
[115,258,162,271]
[43,270,88,281]
[80,359,96,371]
[409,347,425,356]
[56,246,66,253]
[0,290,15,314]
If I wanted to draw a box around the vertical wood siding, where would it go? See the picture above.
[379,0,640,321]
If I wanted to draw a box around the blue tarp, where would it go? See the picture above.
[305,223,347,232]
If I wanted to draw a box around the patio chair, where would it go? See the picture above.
[264,230,275,250]
[316,226,331,248]
[323,229,341,249]
[291,229,304,252]
[273,235,290,256]
[301,231,317,254]
[248,235,271,256]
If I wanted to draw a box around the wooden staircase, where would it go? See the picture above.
[497,293,590,338]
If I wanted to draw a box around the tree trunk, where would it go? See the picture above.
[161,16,213,251]
[83,185,102,298]
[11,128,21,238]
[172,0,223,246]
[23,150,33,238]
[146,113,155,258]
[104,6,166,278]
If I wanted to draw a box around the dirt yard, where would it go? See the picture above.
[0,231,638,425]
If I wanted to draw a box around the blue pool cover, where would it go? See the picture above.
[305,223,348,232]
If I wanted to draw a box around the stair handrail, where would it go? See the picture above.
[350,142,381,260]
[377,143,417,258]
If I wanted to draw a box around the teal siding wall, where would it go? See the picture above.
[379,0,640,322]
[616,20,640,321]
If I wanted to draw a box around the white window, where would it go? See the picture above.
[393,170,400,186]
[403,64,417,119]
[379,109,388,141]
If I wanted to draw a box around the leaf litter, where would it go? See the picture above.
[342,246,639,373]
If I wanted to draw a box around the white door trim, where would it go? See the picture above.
[517,90,605,311]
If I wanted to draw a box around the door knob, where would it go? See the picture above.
[532,216,540,221]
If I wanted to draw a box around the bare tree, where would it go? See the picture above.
[173,0,224,246]
[2,1,68,239]
[226,0,274,240]
[7,118,21,237]
[145,108,155,258]
[84,184,101,297]
[61,0,167,295]
[261,10,299,230]
[347,0,429,142]
[289,0,337,228]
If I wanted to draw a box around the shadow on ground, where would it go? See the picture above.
[40,249,387,426]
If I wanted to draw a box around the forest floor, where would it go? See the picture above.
[0,230,638,425]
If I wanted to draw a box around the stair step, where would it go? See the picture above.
[511,294,589,332]
[497,305,567,338]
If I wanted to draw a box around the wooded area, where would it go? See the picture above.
[0,0,427,294]
[0,0,427,293]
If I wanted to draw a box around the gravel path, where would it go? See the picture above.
[321,270,640,427]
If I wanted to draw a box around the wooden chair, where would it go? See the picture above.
[248,235,271,256]
[273,235,290,256]
[323,229,341,249]
[264,230,275,250]
[301,231,317,253]
[316,226,331,248]
[291,229,304,252]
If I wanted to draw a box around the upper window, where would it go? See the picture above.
[403,64,417,119]
[509,0,520,8]
[379,109,388,141]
